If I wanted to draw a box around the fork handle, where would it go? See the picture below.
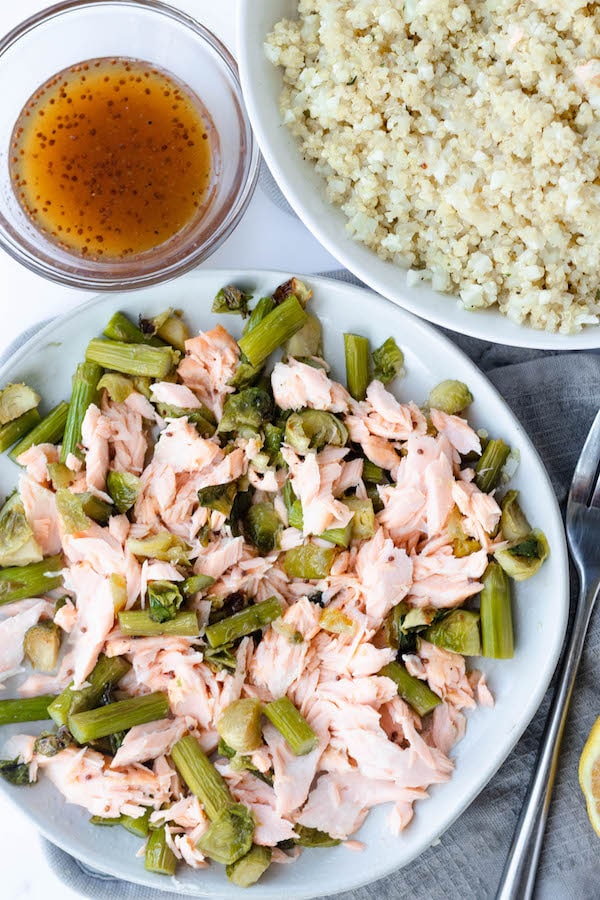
[495,581,598,900]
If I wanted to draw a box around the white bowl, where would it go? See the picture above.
[0,270,568,898]
[237,1,600,350]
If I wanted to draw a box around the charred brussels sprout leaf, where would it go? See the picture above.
[197,482,238,517]
[213,285,253,317]
[34,726,72,757]
[285,410,348,454]
[219,388,273,434]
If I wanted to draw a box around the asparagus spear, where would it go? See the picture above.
[379,661,441,717]
[480,561,514,658]
[118,610,199,637]
[0,695,56,726]
[104,311,164,346]
[0,408,41,454]
[68,691,169,744]
[0,555,63,606]
[145,825,177,876]
[204,597,283,649]
[60,362,102,463]
[344,333,370,401]
[48,654,131,726]
[238,296,308,368]
[226,845,272,887]
[171,734,233,820]
[85,339,178,379]
[475,438,510,493]
[9,401,69,461]
[263,696,318,756]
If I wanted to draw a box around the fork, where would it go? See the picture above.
[495,409,600,900]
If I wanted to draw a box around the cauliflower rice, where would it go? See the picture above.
[266,0,600,333]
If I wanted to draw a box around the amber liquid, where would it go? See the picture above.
[10,57,214,259]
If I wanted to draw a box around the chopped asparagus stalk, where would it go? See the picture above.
[171,734,233,820]
[0,384,40,425]
[48,654,131,726]
[320,521,353,548]
[0,493,43,567]
[283,544,336,579]
[424,609,481,655]
[428,379,473,415]
[97,373,134,403]
[127,532,190,564]
[0,694,56,726]
[90,815,122,827]
[272,277,313,307]
[9,401,69,460]
[106,471,141,514]
[344,496,375,540]
[475,439,510,493]
[285,313,322,359]
[213,284,252,317]
[197,482,237,516]
[245,502,281,553]
[217,699,263,754]
[372,337,404,384]
[68,691,169,744]
[0,408,41,454]
[264,696,318,756]
[121,809,151,837]
[238,296,308,368]
[118,610,199,637]
[480,561,514,659]
[60,362,102,463]
[103,311,163,346]
[494,529,549,581]
[197,803,254,865]
[23,621,61,671]
[344,333,370,401]
[85,339,178,379]
[147,581,184,624]
[380,661,441,717]
[145,825,177,876]
[294,825,341,847]
[500,490,531,542]
[218,387,273,434]
[0,555,63,606]
[285,410,348,454]
[181,573,215,597]
[244,295,275,334]
[204,596,283,649]
[226,844,272,887]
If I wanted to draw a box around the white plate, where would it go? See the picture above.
[0,270,568,898]
[237,1,600,350]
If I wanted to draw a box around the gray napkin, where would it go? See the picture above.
[11,170,600,899]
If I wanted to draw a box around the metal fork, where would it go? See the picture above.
[495,409,600,900]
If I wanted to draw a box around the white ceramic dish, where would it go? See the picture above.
[0,270,569,898]
[237,1,600,351]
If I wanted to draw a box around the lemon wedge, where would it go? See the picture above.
[579,716,600,836]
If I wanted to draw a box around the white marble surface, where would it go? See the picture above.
[0,2,336,897]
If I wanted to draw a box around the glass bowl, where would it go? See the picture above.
[0,0,259,290]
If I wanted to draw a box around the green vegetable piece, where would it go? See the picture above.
[217,698,263,754]
[226,844,272,887]
[205,597,283,649]
[362,460,386,483]
[147,580,184,624]
[9,402,69,460]
[77,492,113,525]
[145,825,177,876]
[238,296,308,368]
[104,311,164,346]
[320,521,353,548]
[48,654,131,726]
[424,609,481,656]
[181,573,215,597]
[46,462,75,490]
[68,691,169,744]
[294,825,341,848]
[428,379,473,415]
[372,337,404,384]
[380,661,441,717]
[155,402,216,437]
[344,333,370,401]
[213,284,253,317]
[33,726,72,757]
[0,493,42,567]
[60,362,102,463]
[480,561,514,659]
[344,496,375,540]
[0,384,40,425]
[243,296,275,335]
[118,610,199,637]
[55,489,91,534]
[245,502,281,553]
[106,471,141,514]
[494,529,549,581]
[500,490,531,543]
[24,621,61,672]
[85,339,178,379]
[285,410,348,454]
[155,313,190,352]
[0,694,56,726]
[0,555,63,606]
[97,373,134,403]
[121,809,151,837]
[219,387,273,434]
[285,313,323,359]
[197,803,254,865]
[475,438,510,493]
[90,815,122,827]
[171,734,233,820]
[272,277,313,307]
[0,758,33,785]
[127,532,190,564]
[283,544,336,579]
[264,423,283,460]
[264,696,318,756]
[197,482,237,517]
[0,408,41,454]
[203,644,239,673]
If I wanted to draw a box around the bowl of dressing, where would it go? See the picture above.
[0,0,259,290]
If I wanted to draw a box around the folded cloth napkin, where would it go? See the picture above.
[9,172,600,899]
